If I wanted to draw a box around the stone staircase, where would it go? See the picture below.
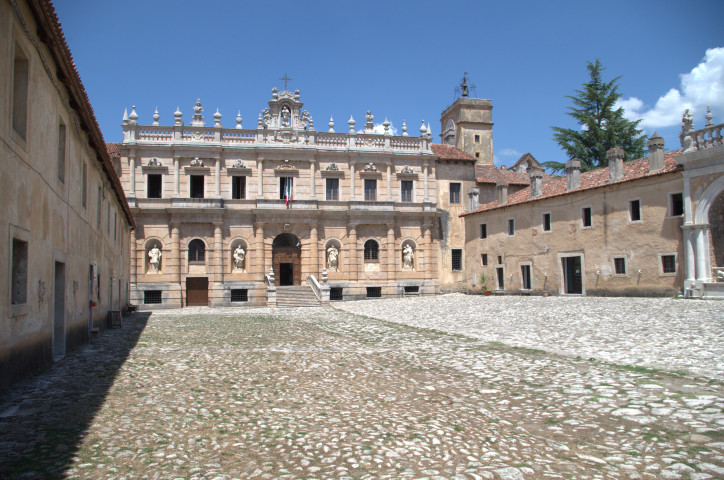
[275,286,321,307]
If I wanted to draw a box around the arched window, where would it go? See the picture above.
[364,239,379,262]
[189,239,205,262]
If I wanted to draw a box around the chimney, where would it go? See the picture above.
[607,147,624,182]
[647,132,665,172]
[468,187,480,211]
[497,181,508,205]
[565,160,581,190]
[530,170,543,198]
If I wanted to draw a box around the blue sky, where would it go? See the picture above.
[54,0,723,168]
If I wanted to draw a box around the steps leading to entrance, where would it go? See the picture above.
[275,286,321,307]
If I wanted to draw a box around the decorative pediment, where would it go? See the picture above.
[274,160,299,173]
[148,158,161,167]
[363,162,377,172]
[141,157,168,173]
[227,159,251,175]
[396,165,418,179]
[321,162,344,177]
[359,162,381,178]
[326,163,339,171]
[190,157,204,167]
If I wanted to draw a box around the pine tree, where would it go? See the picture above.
[544,60,647,173]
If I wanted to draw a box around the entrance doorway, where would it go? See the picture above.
[186,277,209,306]
[53,261,66,358]
[562,256,583,294]
[272,233,301,286]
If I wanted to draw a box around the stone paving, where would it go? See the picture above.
[0,296,722,480]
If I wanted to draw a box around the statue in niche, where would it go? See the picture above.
[327,245,339,272]
[148,245,162,273]
[281,106,291,127]
[402,244,414,270]
[233,245,245,271]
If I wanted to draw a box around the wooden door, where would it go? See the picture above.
[186,277,209,306]
[272,247,301,286]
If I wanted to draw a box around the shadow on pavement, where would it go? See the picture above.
[0,312,151,479]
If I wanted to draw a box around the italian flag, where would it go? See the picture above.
[285,179,293,206]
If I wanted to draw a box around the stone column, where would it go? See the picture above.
[423,162,429,202]
[173,156,180,197]
[171,223,180,284]
[214,223,223,284]
[348,224,358,282]
[255,221,265,279]
[129,229,137,285]
[257,158,264,198]
[215,158,221,198]
[387,226,395,278]
[310,224,319,276]
[695,227,706,283]
[386,163,392,201]
[129,154,136,196]
[349,162,356,201]
[310,159,317,199]
[423,224,432,280]
[683,226,696,289]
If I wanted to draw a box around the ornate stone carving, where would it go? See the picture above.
[191,98,205,127]
[232,160,247,169]
[274,130,300,144]
[325,163,339,171]
[402,244,414,270]
[363,162,377,172]
[147,158,161,167]
[327,245,339,272]
[190,157,204,167]
[400,165,414,174]
[233,245,245,271]
[277,160,295,169]
[148,244,162,273]
[680,109,695,152]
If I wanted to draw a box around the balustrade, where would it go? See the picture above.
[691,124,723,150]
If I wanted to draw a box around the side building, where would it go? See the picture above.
[114,89,487,307]
[1,0,135,391]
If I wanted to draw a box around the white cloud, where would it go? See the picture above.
[498,148,522,157]
[357,122,398,136]
[617,47,724,129]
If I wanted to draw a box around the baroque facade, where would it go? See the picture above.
[1,0,135,391]
[115,89,485,307]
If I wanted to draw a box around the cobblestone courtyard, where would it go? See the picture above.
[1,296,723,479]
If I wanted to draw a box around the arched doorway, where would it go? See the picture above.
[272,233,301,286]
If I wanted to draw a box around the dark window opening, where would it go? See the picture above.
[661,255,676,273]
[366,287,381,298]
[364,179,377,201]
[404,286,419,294]
[480,224,487,239]
[451,249,462,271]
[11,238,28,305]
[630,200,641,221]
[542,213,551,232]
[190,175,204,198]
[144,290,162,304]
[326,178,338,201]
[582,207,592,227]
[147,174,162,198]
[450,183,461,204]
[57,123,66,183]
[232,176,246,199]
[614,257,627,275]
[280,177,293,201]
[189,239,206,262]
[474,134,481,143]
[497,255,503,264]
[507,218,515,236]
[231,289,248,302]
[481,253,488,266]
[401,180,413,202]
[670,193,684,216]
[364,240,379,261]
[330,287,344,301]
[13,46,29,140]
[521,265,532,289]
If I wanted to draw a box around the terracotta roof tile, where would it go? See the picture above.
[461,151,683,216]
[474,165,531,185]
[106,142,121,158]
[431,144,476,161]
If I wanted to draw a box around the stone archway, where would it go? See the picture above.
[272,233,301,286]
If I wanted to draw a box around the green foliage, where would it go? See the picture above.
[479,273,488,291]
[545,59,647,173]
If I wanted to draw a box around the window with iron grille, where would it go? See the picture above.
[330,287,344,301]
[232,176,246,199]
[451,249,462,271]
[366,287,381,298]
[231,289,248,302]
[364,239,379,261]
[188,239,206,262]
[144,290,162,304]
[404,286,419,294]
[326,178,338,201]
[401,180,413,202]
[661,255,676,274]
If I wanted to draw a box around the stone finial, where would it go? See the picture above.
[129,105,139,124]
[122,108,129,125]
[328,115,335,133]
[365,110,375,134]
[267,266,275,287]
[426,122,432,138]
[420,120,426,135]
[496,181,509,205]
[565,159,581,190]
[294,89,300,101]
[272,87,278,99]
[322,268,328,284]
[348,115,356,134]
[402,120,408,137]
[607,147,625,182]
[213,108,222,128]
[647,132,666,173]
[152,107,160,126]
[191,99,205,127]
[236,110,243,129]
[257,114,264,129]
[706,106,714,127]
[383,118,391,136]
[174,106,183,126]
[530,170,543,198]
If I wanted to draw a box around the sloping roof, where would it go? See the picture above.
[475,164,531,185]
[25,0,135,228]
[461,151,683,217]
[106,142,121,158]
[431,144,476,161]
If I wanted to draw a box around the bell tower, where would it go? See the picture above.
[439,74,493,165]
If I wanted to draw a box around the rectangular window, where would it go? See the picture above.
[57,123,66,183]
[326,178,339,201]
[521,264,532,289]
[507,218,515,236]
[190,175,204,198]
[450,183,461,204]
[330,287,344,301]
[582,207,592,228]
[401,180,413,202]
[232,176,246,199]
[542,213,551,232]
[97,187,102,226]
[12,45,29,140]
[614,257,627,275]
[81,163,87,208]
[11,238,28,305]
[451,249,462,271]
[364,179,377,201]
[661,254,676,274]
[404,286,419,295]
[474,134,481,143]
[231,289,248,302]
[366,287,382,298]
[144,290,162,304]
[147,174,162,198]
[670,193,684,217]
[481,253,488,266]
[629,199,641,222]
[497,255,503,264]
[479,223,487,239]
[280,177,293,201]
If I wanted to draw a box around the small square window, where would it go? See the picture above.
[481,253,488,266]
[629,199,641,222]
[582,207,592,228]
[480,223,487,239]
[232,176,246,199]
[231,289,248,302]
[451,249,462,271]
[330,287,344,301]
[404,286,419,294]
[147,174,162,198]
[144,290,162,304]
[661,254,677,274]
[450,183,461,204]
[366,287,381,298]
[475,152,480,159]
[326,178,339,201]
[614,257,627,275]
[542,213,551,232]
[669,193,684,217]
[507,218,515,236]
